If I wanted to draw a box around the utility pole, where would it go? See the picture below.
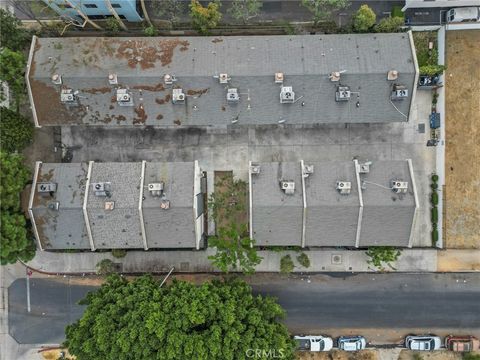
[159,267,175,288]
[26,268,33,313]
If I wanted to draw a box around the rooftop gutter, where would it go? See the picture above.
[408,30,420,123]
[353,160,364,248]
[139,160,148,250]
[25,35,40,128]
[300,160,307,248]
[28,161,43,251]
[83,161,96,251]
[407,159,420,248]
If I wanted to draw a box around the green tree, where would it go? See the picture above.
[0,48,27,111]
[189,0,222,35]
[65,275,296,360]
[152,0,185,24]
[366,246,401,270]
[228,0,262,24]
[0,151,30,211]
[353,4,376,32]
[374,16,404,33]
[301,0,350,26]
[296,252,310,268]
[0,9,31,52]
[0,107,34,153]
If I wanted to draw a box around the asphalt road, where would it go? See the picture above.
[8,273,480,344]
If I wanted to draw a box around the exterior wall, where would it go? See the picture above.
[403,0,480,10]
[42,0,143,22]
[193,161,205,250]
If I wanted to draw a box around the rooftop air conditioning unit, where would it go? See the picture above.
[392,181,408,193]
[391,84,408,101]
[250,164,261,174]
[172,88,185,104]
[275,72,284,84]
[387,70,399,81]
[303,164,314,177]
[226,88,239,102]
[60,89,76,103]
[148,182,164,197]
[116,88,133,106]
[37,182,57,193]
[336,181,352,195]
[335,86,351,102]
[280,86,295,103]
[219,73,229,84]
[92,182,111,197]
[108,73,118,85]
[164,74,176,85]
[51,74,62,85]
[280,180,295,195]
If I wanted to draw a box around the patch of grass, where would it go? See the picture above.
[392,5,404,19]
[413,31,439,68]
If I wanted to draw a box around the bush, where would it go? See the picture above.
[375,16,404,33]
[105,18,121,33]
[111,249,127,258]
[189,0,222,35]
[353,5,376,33]
[366,247,401,270]
[431,191,439,205]
[430,183,438,190]
[96,259,116,275]
[431,174,439,183]
[280,255,294,274]
[431,228,438,245]
[0,107,34,152]
[420,65,445,76]
[296,252,310,268]
[144,25,158,36]
[431,206,438,223]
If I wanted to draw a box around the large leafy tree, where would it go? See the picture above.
[227,0,263,24]
[0,48,27,111]
[0,106,34,153]
[189,0,222,35]
[353,4,376,32]
[366,246,401,270]
[0,8,31,52]
[301,0,350,26]
[65,275,296,360]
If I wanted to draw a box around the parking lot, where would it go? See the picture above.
[61,92,435,247]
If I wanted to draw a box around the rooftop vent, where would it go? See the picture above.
[329,71,345,82]
[104,201,115,211]
[302,164,314,177]
[160,199,170,210]
[92,182,111,197]
[226,88,239,102]
[108,73,118,85]
[116,88,133,106]
[358,161,372,174]
[280,180,295,195]
[336,181,352,195]
[391,84,408,101]
[60,88,76,103]
[37,182,57,193]
[275,72,284,84]
[51,74,62,85]
[172,88,185,104]
[164,74,176,85]
[387,70,399,81]
[48,201,60,211]
[391,181,408,193]
[335,86,351,102]
[218,73,229,84]
[280,86,295,104]
[148,182,164,197]
[250,164,261,174]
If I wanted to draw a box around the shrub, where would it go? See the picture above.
[105,18,121,33]
[143,25,158,36]
[189,0,222,35]
[366,247,401,270]
[431,229,439,245]
[296,253,310,268]
[430,183,438,190]
[353,5,376,33]
[420,65,445,76]
[0,107,34,152]
[431,174,439,183]
[431,191,439,205]
[375,16,404,33]
[111,249,127,258]
[431,206,438,223]
[96,259,116,275]
[280,255,294,274]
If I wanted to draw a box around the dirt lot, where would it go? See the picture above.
[445,30,480,249]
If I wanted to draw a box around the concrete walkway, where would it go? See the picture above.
[25,248,444,274]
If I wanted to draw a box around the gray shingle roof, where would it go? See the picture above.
[28,34,416,127]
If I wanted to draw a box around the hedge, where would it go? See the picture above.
[431,206,438,223]
[431,174,439,183]
[431,229,439,244]
[431,191,439,205]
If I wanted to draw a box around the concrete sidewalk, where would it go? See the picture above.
[25,248,445,274]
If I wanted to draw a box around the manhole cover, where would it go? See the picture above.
[331,254,343,265]
[180,262,189,271]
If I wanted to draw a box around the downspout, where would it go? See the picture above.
[354,160,364,248]
[408,30,420,123]
[139,160,148,250]
[83,161,96,251]
[28,161,43,251]
[25,35,40,128]
[407,159,419,248]
[104,0,128,31]
[64,0,103,30]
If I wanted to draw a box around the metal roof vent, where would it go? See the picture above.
[37,182,57,193]
[164,74,176,85]
[329,71,343,82]
[335,86,351,102]
[250,164,261,174]
[391,84,408,101]
[358,161,372,174]
[148,182,164,197]
[108,73,118,85]
[218,73,229,84]
[302,164,314,177]
[172,88,185,104]
[104,201,115,211]
[387,70,399,81]
[116,88,133,106]
[280,86,295,104]
[48,201,60,211]
[226,88,239,102]
[92,182,111,197]
[336,181,352,195]
[280,180,295,195]
[60,88,76,103]
[391,181,408,193]
[275,72,284,84]
[51,74,62,85]
[160,199,170,210]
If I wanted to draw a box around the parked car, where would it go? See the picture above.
[338,336,367,351]
[405,335,441,351]
[445,335,480,352]
[294,335,333,352]
[447,7,480,23]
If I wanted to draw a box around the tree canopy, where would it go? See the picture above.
[0,8,31,52]
[228,0,263,24]
[366,246,401,270]
[65,275,296,360]
[353,4,376,32]
[0,106,34,153]
[301,0,350,25]
[189,0,222,34]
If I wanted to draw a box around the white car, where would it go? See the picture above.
[447,7,480,23]
[294,335,333,352]
[338,336,367,351]
[405,335,442,351]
